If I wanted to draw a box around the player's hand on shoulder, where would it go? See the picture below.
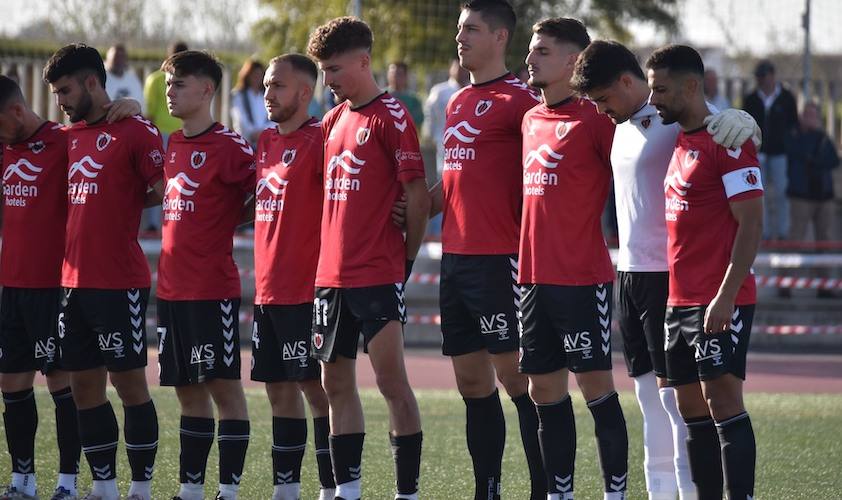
[103,98,142,123]
[704,109,761,149]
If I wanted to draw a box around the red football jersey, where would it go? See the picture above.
[157,123,255,300]
[665,127,763,306]
[254,118,323,305]
[518,98,616,286]
[1,122,68,287]
[63,115,164,289]
[441,74,541,255]
[316,93,426,288]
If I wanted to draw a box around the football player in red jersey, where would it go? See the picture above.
[518,18,629,500]
[427,2,545,498]
[44,44,162,500]
[155,51,255,500]
[570,40,762,500]
[0,74,136,500]
[248,54,335,500]
[647,45,763,500]
[307,17,430,500]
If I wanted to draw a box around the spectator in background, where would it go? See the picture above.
[387,61,424,129]
[231,58,273,145]
[423,59,468,178]
[423,59,468,237]
[704,68,730,110]
[105,44,144,110]
[743,60,799,240]
[142,40,188,233]
[785,101,839,298]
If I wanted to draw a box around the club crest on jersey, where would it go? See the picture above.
[683,150,699,168]
[28,140,45,154]
[313,332,324,350]
[475,99,492,116]
[95,132,112,151]
[281,148,297,167]
[641,118,651,129]
[743,168,760,187]
[190,151,207,169]
[149,149,163,167]
[355,127,371,146]
[555,121,570,140]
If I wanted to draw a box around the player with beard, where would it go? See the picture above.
[0,74,138,500]
[44,44,162,500]
[249,53,335,500]
[427,1,545,498]
[155,51,254,500]
[570,40,760,500]
[307,17,430,500]
[647,45,762,500]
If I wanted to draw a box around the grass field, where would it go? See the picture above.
[3,388,841,499]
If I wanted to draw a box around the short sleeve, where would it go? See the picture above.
[717,140,763,201]
[590,111,615,170]
[381,105,426,183]
[221,146,257,193]
[130,116,165,186]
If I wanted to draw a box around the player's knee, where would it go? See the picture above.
[577,371,615,402]
[266,382,301,410]
[496,370,527,397]
[110,369,151,405]
[44,370,71,393]
[527,378,567,404]
[375,374,412,403]
[322,371,354,401]
[0,371,36,393]
[299,380,329,410]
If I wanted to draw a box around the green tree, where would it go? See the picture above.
[254,0,680,74]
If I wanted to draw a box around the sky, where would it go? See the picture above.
[1,0,841,56]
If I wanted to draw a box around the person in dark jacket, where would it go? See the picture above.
[785,101,839,298]
[743,60,799,240]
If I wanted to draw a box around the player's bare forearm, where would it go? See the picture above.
[144,180,165,208]
[403,178,432,260]
[718,197,763,300]
[705,197,763,333]
[239,195,255,225]
[429,180,442,218]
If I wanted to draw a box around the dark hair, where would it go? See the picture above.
[390,61,408,73]
[233,58,264,91]
[570,40,644,94]
[307,17,373,61]
[645,44,704,78]
[43,43,107,88]
[268,53,319,84]
[532,17,590,50]
[0,75,25,110]
[168,41,189,57]
[161,50,223,90]
[462,0,516,41]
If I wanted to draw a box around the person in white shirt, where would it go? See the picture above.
[704,69,730,113]
[571,40,759,500]
[105,44,144,111]
[230,58,273,145]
